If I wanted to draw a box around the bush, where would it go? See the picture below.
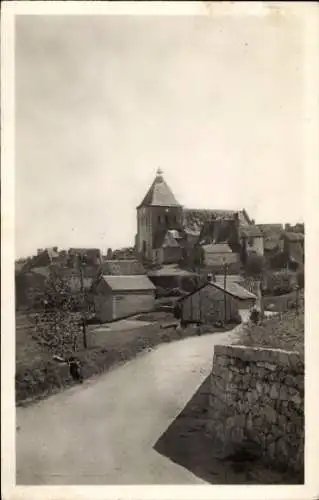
[245,255,265,276]
[264,270,295,296]
[297,270,304,289]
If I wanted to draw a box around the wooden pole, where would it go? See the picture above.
[260,275,264,319]
[224,261,227,324]
[79,257,87,349]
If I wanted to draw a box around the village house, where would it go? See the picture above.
[20,247,60,272]
[178,278,256,326]
[146,264,198,292]
[101,259,146,276]
[91,275,156,323]
[239,225,265,257]
[256,224,284,254]
[200,243,240,270]
[68,248,102,267]
[281,231,304,269]
[112,247,137,260]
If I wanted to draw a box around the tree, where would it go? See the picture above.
[28,273,90,358]
[297,269,304,289]
[245,254,265,276]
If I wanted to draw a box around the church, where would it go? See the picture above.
[135,169,260,267]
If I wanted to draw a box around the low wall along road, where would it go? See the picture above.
[206,344,304,476]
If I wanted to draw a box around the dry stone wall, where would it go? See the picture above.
[207,344,304,475]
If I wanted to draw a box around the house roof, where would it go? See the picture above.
[283,232,304,242]
[100,260,145,276]
[256,224,284,233]
[15,261,27,274]
[147,264,197,277]
[183,208,250,233]
[202,243,232,253]
[212,281,257,300]
[137,169,181,208]
[179,280,256,302]
[101,275,156,292]
[240,226,263,238]
[256,224,284,251]
[153,229,184,249]
[20,248,59,272]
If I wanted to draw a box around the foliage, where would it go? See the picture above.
[297,269,304,289]
[263,270,295,296]
[28,275,89,357]
[245,254,265,276]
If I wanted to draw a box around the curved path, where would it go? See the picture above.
[16,328,240,485]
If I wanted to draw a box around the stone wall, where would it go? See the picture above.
[207,344,304,475]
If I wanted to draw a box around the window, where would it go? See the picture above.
[165,215,169,224]
[158,215,161,224]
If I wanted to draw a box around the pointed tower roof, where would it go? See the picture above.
[137,168,181,208]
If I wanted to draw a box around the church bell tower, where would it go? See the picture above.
[136,169,183,261]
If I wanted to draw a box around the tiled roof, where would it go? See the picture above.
[202,243,232,253]
[101,260,145,275]
[20,248,59,272]
[257,224,284,232]
[179,279,256,302]
[211,280,257,300]
[137,169,181,208]
[101,275,156,292]
[153,229,183,249]
[240,226,263,238]
[257,224,284,251]
[284,232,304,242]
[147,265,197,277]
[15,261,27,274]
[183,209,250,233]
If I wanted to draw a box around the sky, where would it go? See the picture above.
[15,13,305,258]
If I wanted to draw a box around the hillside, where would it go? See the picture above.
[237,308,304,356]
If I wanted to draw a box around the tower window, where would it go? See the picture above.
[165,215,169,224]
[158,215,161,223]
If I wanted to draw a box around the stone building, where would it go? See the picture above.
[178,278,256,325]
[136,169,253,267]
[136,168,184,263]
[91,275,156,323]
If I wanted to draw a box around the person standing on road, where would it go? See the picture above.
[68,356,83,384]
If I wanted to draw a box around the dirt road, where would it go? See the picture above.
[16,328,239,485]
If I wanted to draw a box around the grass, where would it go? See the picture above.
[262,290,304,313]
[16,310,230,405]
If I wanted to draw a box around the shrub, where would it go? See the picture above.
[297,269,304,289]
[245,255,265,276]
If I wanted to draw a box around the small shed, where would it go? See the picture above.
[178,279,256,325]
[92,275,156,323]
